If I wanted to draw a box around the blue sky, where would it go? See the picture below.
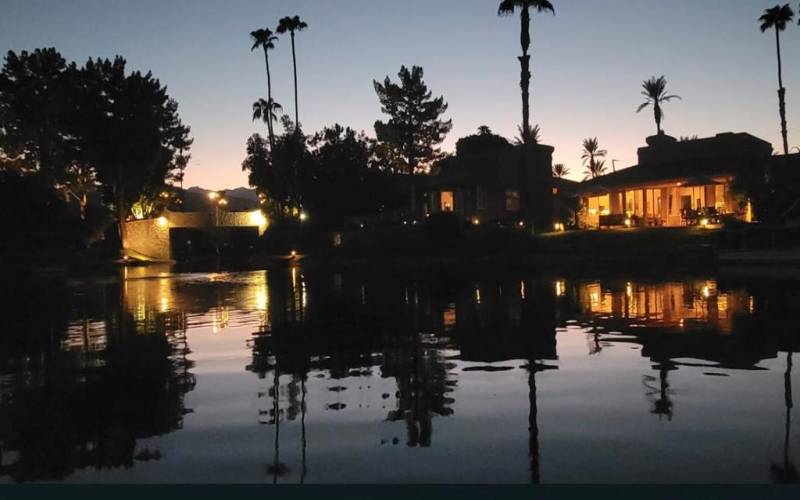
[2,0,800,189]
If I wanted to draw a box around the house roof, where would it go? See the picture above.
[577,132,773,194]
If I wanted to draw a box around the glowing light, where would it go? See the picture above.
[472,217,480,226]
[208,192,219,200]
[157,216,168,228]
[290,250,298,258]
[555,281,566,297]
[624,218,632,228]
[626,282,633,298]
[518,221,525,228]
[299,212,308,222]
[588,208,598,215]
[600,209,611,216]
[700,218,710,228]
[702,286,711,299]
[249,210,267,227]
[218,198,228,206]
[520,281,526,300]
[554,222,565,232]
[474,287,482,304]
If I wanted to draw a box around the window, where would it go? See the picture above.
[506,190,521,212]
[441,191,454,212]
[476,187,487,210]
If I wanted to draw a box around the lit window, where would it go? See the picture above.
[441,191,454,212]
[506,190,521,212]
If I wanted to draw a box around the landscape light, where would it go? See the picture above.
[299,212,308,222]
[218,198,228,206]
[290,250,298,258]
[624,218,632,228]
[249,210,267,227]
[157,216,168,228]
[472,217,480,226]
[208,192,219,200]
[554,222,565,232]
[518,221,525,228]
[700,218,710,228]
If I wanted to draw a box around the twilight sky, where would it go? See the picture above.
[2,0,800,189]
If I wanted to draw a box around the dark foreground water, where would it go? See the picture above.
[0,264,798,484]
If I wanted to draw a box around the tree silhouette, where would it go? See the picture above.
[79,57,191,250]
[581,137,608,180]
[455,126,512,157]
[277,16,308,130]
[497,1,555,145]
[513,124,541,145]
[759,4,795,156]
[251,28,279,150]
[552,163,570,179]
[373,66,452,174]
[253,98,284,137]
[637,76,681,136]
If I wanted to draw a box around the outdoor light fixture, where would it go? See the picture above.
[624,218,633,228]
[700,218,710,228]
[218,198,228,206]
[299,212,308,222]
[157,216,168,228]
[518,221,525,228]
[554,222,565,232]
[472,217,480,226]
[249,210,267,227]
[208,192,219,200]
[290,250,298,258]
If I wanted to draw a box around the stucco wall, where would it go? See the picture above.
[124,218,171,261]
[123,209,268,261]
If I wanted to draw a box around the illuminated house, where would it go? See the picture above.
[409,144,561,232]
[577,133,772,228]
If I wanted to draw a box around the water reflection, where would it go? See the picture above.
[0,268,797,483]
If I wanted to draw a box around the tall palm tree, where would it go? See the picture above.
[637,76,681,136]
[759,4,795,156]
[253,98,284,137]
[498,1,555,144]
[251,28,279,149]
[277,16,309,130]
[581,137,608,180]
[552,163,570,178]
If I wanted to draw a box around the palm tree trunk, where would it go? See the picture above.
[263,48,275,151]
[518,6,532,226]
[291,31,299,129]
[654,102,662,136]
[519,6,531,139]
[776,29,789,156]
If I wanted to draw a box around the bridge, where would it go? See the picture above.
[123,209,269,261]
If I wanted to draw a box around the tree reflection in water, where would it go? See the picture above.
[0,277,195,483]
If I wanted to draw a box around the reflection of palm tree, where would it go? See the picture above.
[771,352,797,483]
[759,5,795,155]
[643,361,675,421]
[636,76,681,136]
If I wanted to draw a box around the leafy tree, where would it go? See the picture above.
[303,124,398,227]
[242,118,307,219]
[0,49,95,217]
[581,137,608,180]
[251,28,280,149]
[552,163,570,178]
[455,126,512,157]
[373,66,452,174]
[637,76,681,136]
[759,4,795,155]
[277,16,309,129]
[498,0,555,144]
[77,57,192,249]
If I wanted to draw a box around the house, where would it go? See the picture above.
[577,133,773,228]
[408,143,559,232]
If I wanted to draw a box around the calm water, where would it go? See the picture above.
[0,264,798,484]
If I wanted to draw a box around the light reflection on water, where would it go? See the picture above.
[0,266,798,484]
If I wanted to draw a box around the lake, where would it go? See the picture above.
[0,264,797,484]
